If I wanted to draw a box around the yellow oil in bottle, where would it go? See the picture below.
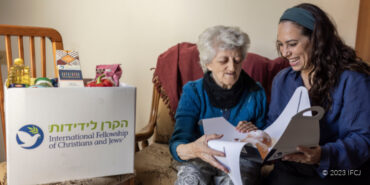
[7,58,30,87]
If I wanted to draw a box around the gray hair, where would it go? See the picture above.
[197,25,250,72]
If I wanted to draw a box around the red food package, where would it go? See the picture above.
[95,64,122,86]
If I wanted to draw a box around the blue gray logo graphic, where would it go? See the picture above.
[16,125,44,149]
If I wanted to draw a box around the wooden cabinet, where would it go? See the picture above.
[355,0,370,64]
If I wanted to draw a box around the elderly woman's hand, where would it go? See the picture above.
[235,121,257,133]
[176,134,229,173]
[282,146,321,165]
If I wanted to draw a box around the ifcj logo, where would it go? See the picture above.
[16,125,44,149]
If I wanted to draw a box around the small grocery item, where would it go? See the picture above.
[56,50,84,88]
[35,77,53,87]
[8,84,26,88]
[50,78,59,87]
[95,64,122,86]
[86,74,114,87]
[7,58,31,88]
[29,78,54,88]
[30,78,36,86]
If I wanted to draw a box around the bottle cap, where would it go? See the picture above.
[14,58,24,65]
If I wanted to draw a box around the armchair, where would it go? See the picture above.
[134,43,289,185]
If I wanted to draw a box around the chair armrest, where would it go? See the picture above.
[135,118,156,152]
[135,86,160,150]
[135,119,156,142]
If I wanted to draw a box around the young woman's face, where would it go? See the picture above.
[206,49,243,89]
[277,21,311,72]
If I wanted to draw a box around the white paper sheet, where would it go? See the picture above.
[264,86,311,145]
[207,140,247,185]
[202,86,323,185]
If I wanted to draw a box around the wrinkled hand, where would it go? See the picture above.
[282,146,321,165]
[177,134,229,173]
[235,121,257,133]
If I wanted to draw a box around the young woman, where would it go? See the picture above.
[265,3,370,185]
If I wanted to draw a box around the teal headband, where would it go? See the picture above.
[280,7,315,30]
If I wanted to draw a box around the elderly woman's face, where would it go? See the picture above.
[277,21,311,73]
[206,49,243,89]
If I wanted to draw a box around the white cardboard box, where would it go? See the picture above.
[5,84,136,185]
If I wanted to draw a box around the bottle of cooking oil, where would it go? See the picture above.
[7,58,30,87]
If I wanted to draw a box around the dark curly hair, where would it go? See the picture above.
[278,3,370,111]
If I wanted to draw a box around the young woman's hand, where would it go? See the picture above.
[176,134,229,173]
[235,121,257,133]
[282,146,321,165]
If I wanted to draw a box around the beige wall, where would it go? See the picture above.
[0,0,360,159]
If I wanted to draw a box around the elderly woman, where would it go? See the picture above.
[264,3,370,185]
[169,25,267,185]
